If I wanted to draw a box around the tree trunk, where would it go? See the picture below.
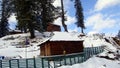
[61,0,68,32]
[23,26,27,33]
[28,21,35,39]
[81,28,84,34]
[41,1,47,31]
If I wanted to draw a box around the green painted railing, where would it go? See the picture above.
[0,46,104,68]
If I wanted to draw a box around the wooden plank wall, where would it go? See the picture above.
[47,24,61,32]
[40,41,84,56]
[50,41,84,55]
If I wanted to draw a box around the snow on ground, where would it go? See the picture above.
[0,32,52,59]
[58,56,120,68]
[0,31,120,68]
[83,34,117,52]
[58,33,120,68]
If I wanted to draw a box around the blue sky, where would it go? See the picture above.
[9,0,120,35]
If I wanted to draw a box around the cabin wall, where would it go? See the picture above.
[40,41,84,56]
[47,24,61,32]
[40,45,45,56]
[40,42,51,56]
[50,41,84,55]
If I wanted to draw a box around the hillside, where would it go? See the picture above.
[0,32,120,68]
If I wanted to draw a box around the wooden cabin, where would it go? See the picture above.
[47,23,61,32]
[9,30,22,34]
[39,32,84,56]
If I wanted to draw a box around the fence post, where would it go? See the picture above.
[33,58,36,68]
[59,60,62,66]
[77,56,80,63]
[74,57,76,64]
[0,60,2,68]
[53,61,56,68]
[41,58,44,68]
[94,47,96,54]
[17,59,20,68]
[102,46,104,52]
[49,61,55,68]
[64,58,66,65]
[48,60,50,68]
[9,60,11,68]
[69,58,72,65]
[26,59,28,68]
[93,48,95,54]
[101,46,103,52]
[97,47,99,53]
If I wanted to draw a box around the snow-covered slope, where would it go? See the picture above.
[58,33,120,68]
[0,32,52,58]
[0,32,120,68]
[59,56,120,68]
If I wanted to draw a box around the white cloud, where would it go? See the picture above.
[54,15,76,26]
[53,0,76,27]
[53,0,73,9]
[95,0,120,11]
[85,13,117,32]
[65,15,76,25]
[64,0,73,9]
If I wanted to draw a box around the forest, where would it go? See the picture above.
[0,0,85,38]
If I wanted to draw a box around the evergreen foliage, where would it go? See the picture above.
[0,0,12,37]
[12,0,59,38]
[40,0,61,31]
[74,0,85,33]
[0,0,65,38]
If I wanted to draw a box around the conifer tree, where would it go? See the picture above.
[74,0,85,33]
[41,0,59,31]
[13,0,59,38]
[14,0,36,38]
[0,0,12,37]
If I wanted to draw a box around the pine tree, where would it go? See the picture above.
[14,0,36,38]
[13,0,59,38]
[0,1,2,37]
[0,0,12,37]
[41,0,59,31]
[74,0,85,33]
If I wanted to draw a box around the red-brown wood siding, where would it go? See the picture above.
[47,24,61,32]
[40,41,84,56]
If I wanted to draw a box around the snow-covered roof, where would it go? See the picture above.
[50,32,83,41]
